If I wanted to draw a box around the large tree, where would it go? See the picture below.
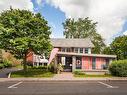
[0,8,52,71]
[63,17,105,53]
[110,36,127,60]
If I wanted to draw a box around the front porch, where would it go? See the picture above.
[54,52,116,73]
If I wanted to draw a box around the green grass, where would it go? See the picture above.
[11,69,54,78]
[15,64,23,69]
[74,74,112,78]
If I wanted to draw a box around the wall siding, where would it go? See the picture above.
[82,56,106,70]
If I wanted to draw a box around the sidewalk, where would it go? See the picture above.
[0,72,127,82]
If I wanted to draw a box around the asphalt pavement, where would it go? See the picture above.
[0,68,21,78]
[0,80,127,95]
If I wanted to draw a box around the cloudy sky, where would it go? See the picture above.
[0,0,127,44]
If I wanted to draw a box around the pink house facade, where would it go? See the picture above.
[50,38,116,72]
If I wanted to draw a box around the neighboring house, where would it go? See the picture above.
[26,50,48,66]
[50,38,116,72]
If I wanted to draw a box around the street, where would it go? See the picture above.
[0,80,127,95]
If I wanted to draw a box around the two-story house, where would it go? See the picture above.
[50,38,116,72]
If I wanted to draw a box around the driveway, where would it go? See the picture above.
[0,68,21,78]
[0,80,127,95]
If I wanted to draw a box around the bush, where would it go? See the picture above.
[32,66,48,70]
[0,64,4,69]
[48,63,55,73]
[3,59,12,68]
[109,60,127,77]
[73,70,85,75]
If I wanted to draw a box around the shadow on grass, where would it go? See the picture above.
[11,68,54,78]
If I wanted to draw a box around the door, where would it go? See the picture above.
[64,57,72,71]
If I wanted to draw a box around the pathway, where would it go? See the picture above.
[53,72,74,80]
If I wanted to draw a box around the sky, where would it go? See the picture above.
[0,0,127,44]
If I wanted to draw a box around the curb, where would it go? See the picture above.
[0,78,127,82]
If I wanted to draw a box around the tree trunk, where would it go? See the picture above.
[23,52,27,72]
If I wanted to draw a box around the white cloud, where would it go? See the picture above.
[0,0,33,12]
[46,0,127,44]
[123,30,127,35]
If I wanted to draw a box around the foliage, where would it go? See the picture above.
[110,36,127,60]
[73,70,85,75]
[0,8,52,71]
[63,17,105,54]
[57,63,63,74]
[0,64,4,69]
[102,46,113,55]
[48,62,55,73]
[0,49,3,63]
[11,68,54,78]
[32,66,48,70]
[109,60,127,77]
[3,59,12,68]
[2,50,21,66]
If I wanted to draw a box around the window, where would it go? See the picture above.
[85,48,89,53]
[80,48,83,53]
[61,48,66,52]
[74,48,79,53]
[67,48,71,52]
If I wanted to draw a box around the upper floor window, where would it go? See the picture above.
[80,48,83,53]
[85,48,89,54]
[74,48,78,53]
[61,48,66,52]
[67,48,71,52]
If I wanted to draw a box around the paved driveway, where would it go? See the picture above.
[0,68,21,78]
[0,80,127,95]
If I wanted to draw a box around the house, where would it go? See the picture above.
[26,50,48,66]
[49,38,116,73]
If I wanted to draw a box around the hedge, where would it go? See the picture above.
[109,60,127,77]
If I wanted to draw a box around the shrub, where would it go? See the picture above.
[26,61,33,67]
[0,64,4,69]
[48,63,55,73]
[73,70,85,75]
[32,66,48,70]
[3,59,12,68]
[109,60,127,77]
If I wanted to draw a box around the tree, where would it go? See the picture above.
[102,46,113,55]
[110,36,127,60]
[63,17,105,54]
[0,8,52,71]
[0,49,2,63]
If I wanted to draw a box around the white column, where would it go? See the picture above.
[72,56,76,72]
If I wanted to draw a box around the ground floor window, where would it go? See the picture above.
[76,57,82,69]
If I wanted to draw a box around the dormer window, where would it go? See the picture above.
[80,48,83,53]
[67,48,71,52]
[61,48,66,52]
[74,48,78,53]
[85,48,89,53]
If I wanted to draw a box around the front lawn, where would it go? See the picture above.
[11,69,54,78]
[73,70,112,78]
[74,74,112,78]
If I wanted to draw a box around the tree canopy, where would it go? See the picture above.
[0,8,52,70]
[110,36,127,60]
[63,17,105,54]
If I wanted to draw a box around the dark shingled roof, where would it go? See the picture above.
[50,38,94,48]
